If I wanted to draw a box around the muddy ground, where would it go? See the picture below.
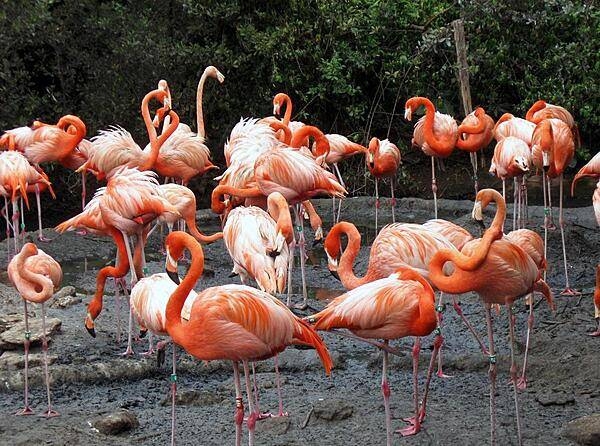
[0,190,598,446]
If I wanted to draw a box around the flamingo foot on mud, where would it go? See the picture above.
[15,406,34,416]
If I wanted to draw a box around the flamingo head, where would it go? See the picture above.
[404,98,421,121]
[513,155,530,173]
[272,93,287,116]
[471,200,486,233]
[323,234,341,279]
[367,137,379,168]
[206,66,225,83]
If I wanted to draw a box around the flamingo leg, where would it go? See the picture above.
[381,340,392,446]
[15,300,33,416]
[507,305,523,446]
[274,355,288,417]
[484,304,498,446]
[114,277,123,343]
[431,156,438,219]
[502,179,506,203]
[435,292,451,378]
[233,362,244,446]
[140,332,155,356]
[397,337,421,436]
[19,197,25,239]
[243,361,257,446]
[39,303,59,417]
[470,151,479,195]
[523,177,529,226]
[121,232,138,285]
[81,171,87,210]
[170,344,177,446]
[390,177,396,223]
[294,205,308,309]
[412,333,443,426]
[546,175,556,229]
[375,177,379,232]
[334,163,345,223]
[12,199,20,253]
[35,185,51,242]
[4,196,11,262]
[286,238,296,307]
[452,296,489,355]
[120,286,135,357]
[517,294,534,390]
[541,171,549,282]
[512,177,517,232]
[558,175,579,295]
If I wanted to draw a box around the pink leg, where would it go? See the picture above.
[484,305,498,446]
[381,340,392,446]
[119,287,134,357]
[507,305,523,445]
[294,205,308,309]
[413,334,443,425]
[558,175,580,295]
[81,172,87,211]
[517,296,533,390]
[243,361,257,446]
[233,362,244,446]
[390,177,396,223]
[452,296,489,355]
[375,178,379,232]
[286,238,296,307]
[140,333,155,356]
[35,185,51,242]
[16,300,34,416]
[39,304,59,417]
[397,337,422,436]
[431,156,438,219]
[274,355,288,417]
[590,318,600,337]
[541,171,549,282]
[114,277,123,343]
[170,344,177,446]
[435,293,451,378]
[470,151,479,195]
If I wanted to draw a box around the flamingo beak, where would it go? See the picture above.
[165,247,180,284]
[404,107,412,121]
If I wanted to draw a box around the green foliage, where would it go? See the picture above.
[0,0,598,217]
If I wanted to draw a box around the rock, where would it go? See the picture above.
[91,409,139,435]
[256,416,291,435]
[313,398,354,421]
[0,351,57,370]
[0,314,23,334]
[50,287,82,309]
[0,317,62,350]
[563,414,600,446]
[536,392,575,407]
[160,389,224,406]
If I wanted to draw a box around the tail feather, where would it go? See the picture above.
[533,279,554,312]
[293,318,333,375]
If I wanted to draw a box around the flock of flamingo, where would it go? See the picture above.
[1,65,599,446]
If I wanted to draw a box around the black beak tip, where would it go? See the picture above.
[268,249,280,258]
[86,326,96,338]
[312,238,323,247]
[542,165,550,172]
[139,328,148,339]
[167,270,180,284]
[329,269,340,281]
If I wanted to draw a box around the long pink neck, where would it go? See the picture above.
[526,100,546,123]
[412,97,455,156]
[165,236,205,346]
[11,245,55,303]
[211,184,262,214]
[55,115,87,159]
[267,192,293,244]
[279,94,292,126]
[139,105,179,171]
[334,222,373,289]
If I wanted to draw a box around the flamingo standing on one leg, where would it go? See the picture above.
[531,118,578,295]
[308,267,439,444]
[366,137,401,231]
[405,96,458,218]
[163,231,333,446]
[489,136,531,230]
[8,243,62,417]
[429,188,555,446]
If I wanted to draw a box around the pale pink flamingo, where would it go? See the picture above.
[8,243,62,417]
[163,231,333,446]
[489,136,531,229]
[405,96,458,218]
[531,118,578,294]
[430,188,554,446]
[526,100,580,148]
[366,137,401,230]
[571,151,600,196]
[309,267,439,443]
[493,113,535,146]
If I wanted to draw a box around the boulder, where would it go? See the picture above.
[563,414,600,446]
[0,317,62,349]
[91,409,139,435]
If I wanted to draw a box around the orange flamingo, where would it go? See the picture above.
[222,194,291,294]
[366,137,401,230]
[309,267,439,442]
[526,100,580,148]
[429,188,554,446]
[8,243,62,417]
[571,151,600,196]
[489,136,531,229]
[531,118,578,294]
[163,231,333,446]
[405,96,458,218]
[77,89,172,179]
[493,113,536,146]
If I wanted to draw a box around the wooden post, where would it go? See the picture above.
[452,18,480,194]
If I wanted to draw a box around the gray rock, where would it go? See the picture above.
[536,392,575,407]
[91,409,139,435]
[52,286,76,300]
[0,317,62,349]
[563,414,600,446]
[256,416,291,435]
[160,389,224,406]
[0,314,23,334]
[0,351,57,370]
[313,398,354,421]
[50,287,82,309]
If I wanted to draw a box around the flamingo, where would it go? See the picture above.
[222,194,291,294]
[429,188,554,446]
[531,118,577,294]
[493,113,536,146]
[422,219,473,251]
[153,67,224,184]
[0,151,54,254]
[571,151,600,196]
[365,137,401,230]
[77,88,171,179]
[130,272,197,446]
[308,267,439,443]
[163,231,333,446]
[8,243,62,417]
[489,136,531,229]
[405,96,458,218]
[526,100,580,147]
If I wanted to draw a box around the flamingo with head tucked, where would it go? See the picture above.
[526,100,580,148]
[8,243,62,417]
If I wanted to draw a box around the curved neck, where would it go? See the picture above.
[539,120,554,152]
[195,67,218,138]
[165,237,205,344]
[140,109,179,171]
[485,190,507,234]
[493,113,514,134]
[55,115,87,158]
[276,93,293,126]
[291,126,330,159]
[335,223,370,289]
[12,245,54,303]
[456,108,488,151]
[269,121,292,144]
[187,220,224,244]
[211,184,262,214]
[139,89,162,170]
[412,97,455,155]
[526,100,546,123]
[267,192,293,244]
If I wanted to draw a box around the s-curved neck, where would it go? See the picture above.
[269,121,292,145]
[211,184,262,214]
[140,107,179,171]
[55,115,87,159]
[408,96,455,156]
[267,192,293,244]
[165,234,205,345]
[275,93,293,126]
[139,89,164,170]
[10,244,55,303]
[333,222,371,289]
[526,100,546,123]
